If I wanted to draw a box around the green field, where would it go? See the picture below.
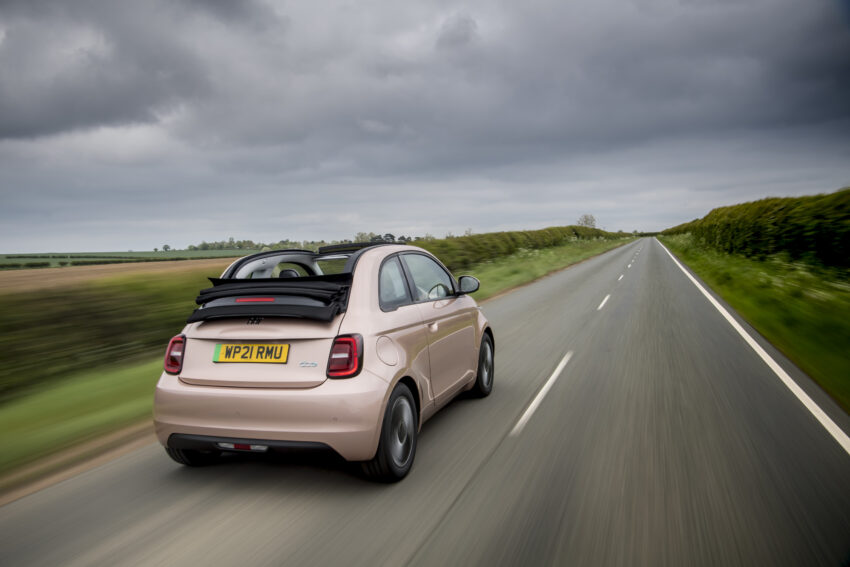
[0,249,247,269]
[0,237,632,481]
[660,234,850,413]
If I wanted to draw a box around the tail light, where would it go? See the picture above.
[164,335,186,374]
[327,334,363,378]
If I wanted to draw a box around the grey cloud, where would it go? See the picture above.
[0,0,276,139]
[179,0,279,26]
[436,13,478,50]
[4,0,848,154]
[0,0,848,253]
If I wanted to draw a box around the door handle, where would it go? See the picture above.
[429,322,439,332]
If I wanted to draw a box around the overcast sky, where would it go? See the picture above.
[1,0,849,252]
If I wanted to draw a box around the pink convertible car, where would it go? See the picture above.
[154,243,493,481]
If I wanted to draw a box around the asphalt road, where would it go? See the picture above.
[1,238,849,566]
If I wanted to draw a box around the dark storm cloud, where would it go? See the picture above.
[0,0,279,139]
[3,0,848,153]
[162,0,850,179]
[0,0,848,252]
[179,0,278,25]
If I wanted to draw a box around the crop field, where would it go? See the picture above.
[0,249,245,270]
[0,257,240,294]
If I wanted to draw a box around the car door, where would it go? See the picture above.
[377,256,435,408]
[400,252,477,405]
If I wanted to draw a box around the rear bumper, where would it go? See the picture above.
[168,434,329,452]
[153,370,387,461]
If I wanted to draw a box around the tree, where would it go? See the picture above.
[577,214,597,228]
[153,247,158,252]
[162,244,171,252]
[354,232,379,243]
[383,233,396,243]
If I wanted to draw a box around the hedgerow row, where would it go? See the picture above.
[663,188,849,269]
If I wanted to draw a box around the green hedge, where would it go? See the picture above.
[663,188,850,269]
[414,226,624,272]
[69,259,133,266]
[69,258,195,266]
[0,269,217,401]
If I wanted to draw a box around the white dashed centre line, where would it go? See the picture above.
[597,294,610,310]
[510,351,574,437]
[618,275,624,281]
[628,264,632,268]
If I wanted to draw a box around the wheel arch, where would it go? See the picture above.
[396,375,421,429]
[483,326,494,348]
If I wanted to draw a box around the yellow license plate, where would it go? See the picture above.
[213,343,289,363]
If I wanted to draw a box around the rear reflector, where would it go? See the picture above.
[327,334,363,378]
[235,297,275,303]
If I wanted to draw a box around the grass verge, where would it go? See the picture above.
[0,238,632,483]
[660,234,850,413]
[464,238,634,300]
[0,360,162,476]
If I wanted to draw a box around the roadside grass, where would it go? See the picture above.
[0,237,632,480]
[0,360,162,476]
[465,238,634,300]
[660,234,850,413]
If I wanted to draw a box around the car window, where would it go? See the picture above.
[379,256,412,310]
[315,255,349,275]
[274,262,308,278]
[402,254,454,301]
[233,252,317,279]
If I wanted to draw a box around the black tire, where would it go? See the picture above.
[361,383,418,482]
[470,334,494,398]
[165,447,221,467]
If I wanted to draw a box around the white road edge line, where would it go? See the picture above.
[597,294,610,310]
[618,274,624,281]
[657,239,850,456]
[510,351,574,437]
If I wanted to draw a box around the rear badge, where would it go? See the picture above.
[247,317,264,325]
[299,361,318,368]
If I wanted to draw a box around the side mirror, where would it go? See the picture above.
[457,275,480,294]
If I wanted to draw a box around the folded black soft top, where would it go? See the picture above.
[186,273,353,324]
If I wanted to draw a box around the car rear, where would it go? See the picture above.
[154,319,388,461]
[153,246,390,462]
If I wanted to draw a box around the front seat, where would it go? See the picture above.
[278,269,300,278]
